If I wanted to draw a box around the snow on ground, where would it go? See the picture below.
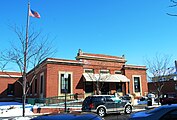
[0,102,34,119]
[0,100,154,119]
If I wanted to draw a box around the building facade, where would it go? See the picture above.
[0,71,22,101]
[148,61,177,96]
[0,50,148,100]
[148,80,177,95]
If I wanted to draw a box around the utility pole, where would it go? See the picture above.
[64,73,68,112]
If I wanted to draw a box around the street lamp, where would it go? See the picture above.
[64,73,68,112]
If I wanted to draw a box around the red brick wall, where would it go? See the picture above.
[26,64,47,98]
[82,59,124,74]
[148,80,177,95]
[0,77,16,98]
[0,72,21,98]
[124,69,148,96]
[45,63,83,98]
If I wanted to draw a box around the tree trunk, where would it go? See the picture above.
[22,94,26,117]
[157,90,160,105]
[22,75,27,117]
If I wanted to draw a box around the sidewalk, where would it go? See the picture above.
[0,102,161,119]
[0,104,161,120]
[133,103,161,112]
[32,103,160,114]
[133,104,146,112]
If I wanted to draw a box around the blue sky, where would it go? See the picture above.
[1,0,177,68]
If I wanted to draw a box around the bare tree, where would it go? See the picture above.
[145,54,174,104]
[167,0,177,16]
[0,25,54,116]
[85,72,111,95]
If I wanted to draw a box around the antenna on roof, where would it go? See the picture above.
[175,60,177,73]
[78,49,83,55]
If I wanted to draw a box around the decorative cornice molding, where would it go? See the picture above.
[76,54,126,63]
[0,75,22,78]
[47,58,83,66]
[123,65,147,70]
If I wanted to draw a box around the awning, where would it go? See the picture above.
[83,73,130,82]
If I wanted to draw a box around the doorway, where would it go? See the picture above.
[101,83,109,94]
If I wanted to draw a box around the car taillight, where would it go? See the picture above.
[89,103,94,108]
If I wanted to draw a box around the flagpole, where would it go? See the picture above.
[22,0,30,117]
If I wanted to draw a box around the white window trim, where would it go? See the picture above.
[58,71,73,96]
[132,75,142,96]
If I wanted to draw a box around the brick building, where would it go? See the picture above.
[0,71,22,101]
[148,61,177,95]
[148,80,177,95]
[0,49,148,100]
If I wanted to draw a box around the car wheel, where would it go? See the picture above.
[124,105,132,114]
[97,107,106,117]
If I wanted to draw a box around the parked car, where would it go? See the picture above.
[160,93,177,105]
[137,96,148,105]
[129,104,177,120]
[82,95,132,117]
[31,113,102,120]
[120,94,132,103]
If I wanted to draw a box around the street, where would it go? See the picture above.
[0,113,131,120]
[103,113,131,120]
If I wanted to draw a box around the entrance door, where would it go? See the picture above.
[101,83,109,94]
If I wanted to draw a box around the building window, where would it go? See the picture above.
[84,69,94,73]
[60,74,71,93]
[7,84,14,96]
[175,84,177,90]
[115,70,122,74]
[100,69,110,74]
[34,79,37,94]
[30,83,32,95]
[85,82,93,93]
[116,83,123,92]
[134,77,140,92]
[40,74,44,94]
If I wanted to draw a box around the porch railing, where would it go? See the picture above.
[27,93,85,107]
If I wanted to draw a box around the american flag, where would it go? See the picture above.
[29,9,40,18]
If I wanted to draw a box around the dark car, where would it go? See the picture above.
[82,95,132,117]
[129,104,177,120]
[31,113,102,120]
[160,93,177,105]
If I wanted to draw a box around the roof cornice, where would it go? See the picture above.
[123,65,147,70]
[47,58,83,66]
[76,54,126,63]
[0,75,22,78]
